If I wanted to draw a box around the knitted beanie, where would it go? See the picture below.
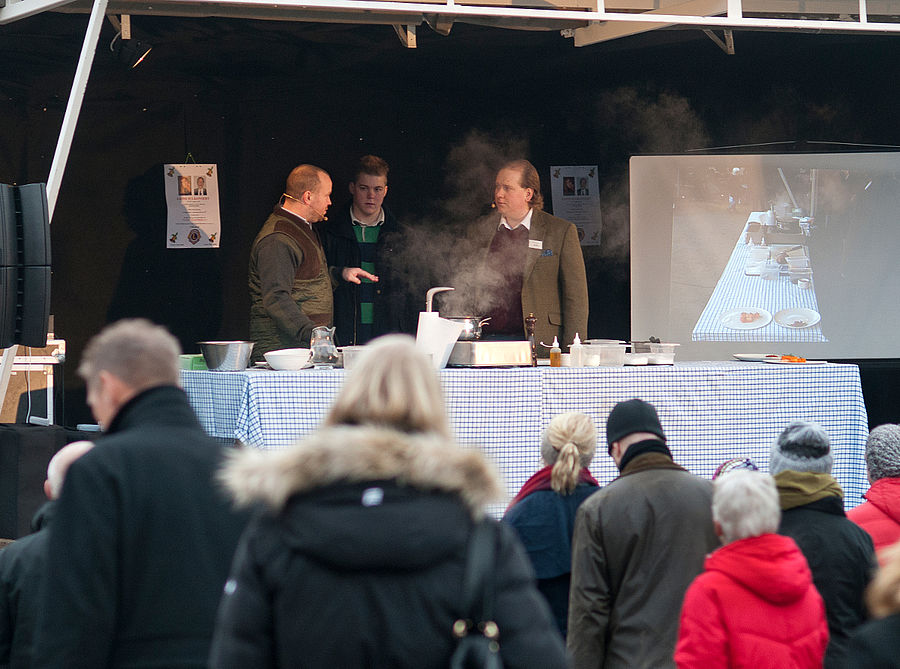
[769,421,833,475]
[605,399,666,449]
[865,424,900,481]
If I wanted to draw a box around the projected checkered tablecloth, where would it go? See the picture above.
[693,215,826,343]
[182,361,869,512]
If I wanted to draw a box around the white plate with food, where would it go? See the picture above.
[762,357,827,365]
[732,353,781,362]
[773,308,821,329]
[720,308,773,330]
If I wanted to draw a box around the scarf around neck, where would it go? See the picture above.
[774,470,844,510]
[507,465,599,510]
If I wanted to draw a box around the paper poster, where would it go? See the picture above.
[549,165,602,247]
[164,164,220,249]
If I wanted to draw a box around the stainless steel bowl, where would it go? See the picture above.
[198,341,254,371]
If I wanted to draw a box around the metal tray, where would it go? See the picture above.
[446,341,533,367]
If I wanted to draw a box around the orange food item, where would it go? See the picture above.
[781,355,806,363]
[740,312,761,323]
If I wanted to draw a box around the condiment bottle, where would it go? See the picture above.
[570,333,584,367]
[549,336,561,367]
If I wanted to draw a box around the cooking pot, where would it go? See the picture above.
[445,316,491,341]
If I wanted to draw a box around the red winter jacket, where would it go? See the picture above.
[675,533,828,669]
[848,477,900,564]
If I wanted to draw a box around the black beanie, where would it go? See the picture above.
[606,399,666,449]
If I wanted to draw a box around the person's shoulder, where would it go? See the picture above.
[532,208,571,228]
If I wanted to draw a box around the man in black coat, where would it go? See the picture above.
[770,421,877,669]
[319,155,412,345]
[32,319,250,668]
[0,440,94,667]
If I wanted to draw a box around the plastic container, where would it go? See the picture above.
[341,345,367,370]
[647,343,680,365]
[583,342,627,366]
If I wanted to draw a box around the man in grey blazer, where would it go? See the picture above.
[469,159,588,354]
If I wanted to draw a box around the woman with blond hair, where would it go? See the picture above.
[503,411,600,636]
[845,540,900,667]
[209,335,566,668]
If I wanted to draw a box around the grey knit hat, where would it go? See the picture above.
[865,424,900,482]
[769,421,833,475]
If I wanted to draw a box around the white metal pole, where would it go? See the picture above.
[45,0,109,223]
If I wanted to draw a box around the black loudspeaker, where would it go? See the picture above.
[0,266,15,346]
[0,182,51,349]
[18,266,51,347]
[0,185,15,267]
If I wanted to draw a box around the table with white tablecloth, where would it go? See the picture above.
[693,212,826,343]
[182,361,869,511]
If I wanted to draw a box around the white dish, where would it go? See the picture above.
[720,308,773,330]
[762,358,828,365]
[774,308,821,329]
[264,348,311,371]
[732,353,781,362]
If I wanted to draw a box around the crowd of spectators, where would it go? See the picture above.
[1,318,898,668]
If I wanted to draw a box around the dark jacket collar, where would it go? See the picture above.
[618,442,686,479]
[106,385,203,435]
[325,201,397,241]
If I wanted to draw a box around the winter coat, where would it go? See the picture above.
[0,502,54,668]
[775,470,877,669]
[503,477,599,637]
[31,386,251,668]
[674,533,829,668]
[845,612,900,668]
[209,425,567,669]
[567,449,719,669]
[848,477,900,563]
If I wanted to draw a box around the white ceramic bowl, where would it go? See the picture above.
[264,348,311,371]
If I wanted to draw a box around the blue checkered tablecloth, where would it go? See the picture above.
[693,216,826,343]
[182,361,869,514]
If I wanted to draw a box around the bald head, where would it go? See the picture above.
[285,165,326,200]
[46,440,95,499]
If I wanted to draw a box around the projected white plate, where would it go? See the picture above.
[774,308,821,329]
[720,308,772,330]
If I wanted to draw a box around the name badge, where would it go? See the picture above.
[528,239,543,250]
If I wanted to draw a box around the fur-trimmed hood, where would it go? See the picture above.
[220,425,505,518]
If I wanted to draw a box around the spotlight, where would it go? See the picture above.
[110,31,153,69]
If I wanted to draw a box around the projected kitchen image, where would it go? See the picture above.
[630,153,900,361]
[687,164,824,343]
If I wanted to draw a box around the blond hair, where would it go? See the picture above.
[501,159,544,211]
[540,412,597,494]
[867,540,900,618]
[324,335,452,439]
[77,319,180,391]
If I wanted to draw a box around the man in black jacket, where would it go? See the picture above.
[770,420,877,669]
[319,155,412,345]
[32,319,250,668]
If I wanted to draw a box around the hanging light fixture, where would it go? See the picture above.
[108,15,153,69]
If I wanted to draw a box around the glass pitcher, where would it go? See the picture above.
[310,326,339,368]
